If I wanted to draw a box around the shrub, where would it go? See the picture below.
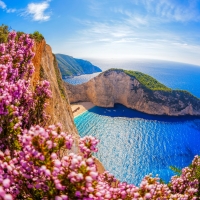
[0,24,9,43]
[124,70,172,91]
[29,31,44,42]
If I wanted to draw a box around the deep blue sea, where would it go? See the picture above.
[66,59,200,186]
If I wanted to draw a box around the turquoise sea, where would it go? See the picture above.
[66,59,200,186]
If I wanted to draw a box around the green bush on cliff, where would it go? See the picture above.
[30,31,44,42]
[104,68,171,91]
[124,70,172,91]
[0,25,44,43]
[0,24,9,43]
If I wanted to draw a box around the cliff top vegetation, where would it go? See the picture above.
[0,24,9,43]
[105,68,171,91]
[0,24,44,43]
[124,70,172,91]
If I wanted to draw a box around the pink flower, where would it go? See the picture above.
[0,186,5,197]
[145,193,152,199]
[54,160,61,167]
[2,179,10,188]
[3,194,13,200]
[85,176,93,182]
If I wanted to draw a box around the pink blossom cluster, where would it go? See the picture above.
[79,136,99,158]
[0,31,199,199]
[0,127,199,199]
[0,31,51,152]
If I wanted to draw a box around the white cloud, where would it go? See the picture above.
[25,1,51,21]
[70,14,200,64]
[0,0,6,9]
[132,0,200,22]
[6,8,16,13]
[0,0,17,14]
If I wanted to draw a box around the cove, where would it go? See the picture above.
[74,104,200,185]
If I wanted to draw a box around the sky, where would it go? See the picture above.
[1,0,200,65]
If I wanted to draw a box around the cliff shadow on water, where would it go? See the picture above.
[86,103,200,123]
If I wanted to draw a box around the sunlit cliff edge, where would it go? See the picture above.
[31,39,78,137]
[31,39,104,171]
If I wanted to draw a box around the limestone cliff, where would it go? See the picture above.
[32,40,78,137]
[31,40,104,172]
[65,69,200,116]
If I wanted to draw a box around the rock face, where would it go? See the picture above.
[65,69,200,116]
[32,40,78,137]
[29,40,104,172]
